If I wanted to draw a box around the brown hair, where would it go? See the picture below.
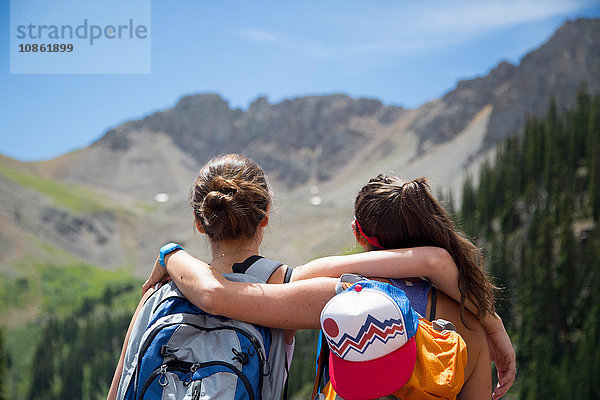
[191,154,271,242]
[354,174,496,324]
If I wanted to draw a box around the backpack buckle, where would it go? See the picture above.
[432,319,456,332]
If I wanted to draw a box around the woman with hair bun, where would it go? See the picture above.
[109,154,295,399]
[141,164,516,399]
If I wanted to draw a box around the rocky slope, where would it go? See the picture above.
[410,18,600,152]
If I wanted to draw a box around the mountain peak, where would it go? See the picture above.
[484,17,600,144]
[173,93,229,110]
[556,17,599,37]
[411,18,599,149]
[249,95,270,108]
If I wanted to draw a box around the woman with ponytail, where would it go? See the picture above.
[352,174,496,325]
[142,170,516,399]
[347,174,497,397]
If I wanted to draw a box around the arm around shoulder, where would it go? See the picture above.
[164,250,338,330]
[162,250,224,315]
[292,247,454,282]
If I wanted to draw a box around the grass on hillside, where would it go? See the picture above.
[1,259,140,316]
[0,162,128,214]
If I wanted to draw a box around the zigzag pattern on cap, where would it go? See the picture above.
[327,314,405,359]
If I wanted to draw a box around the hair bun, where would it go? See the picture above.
[202,190,236,219]
[191,154,271,241]
[211,176,242,197]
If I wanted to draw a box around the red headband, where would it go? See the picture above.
[354,217,383,249]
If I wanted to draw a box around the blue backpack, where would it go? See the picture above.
[116,257,289,400]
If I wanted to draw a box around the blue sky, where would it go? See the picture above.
[1,0,599,161]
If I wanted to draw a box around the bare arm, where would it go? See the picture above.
[143,251,337,329]
[435,291,491,400]
[485,315,516,400]
[458,327,492,400]
[293,247,463,308]
[459,338,492,400]
[294,247,507,330]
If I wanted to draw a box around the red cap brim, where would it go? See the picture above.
[329,336,416,400]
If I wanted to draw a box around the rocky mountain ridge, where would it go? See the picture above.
[1,18,598,272]
[57,94,404,197]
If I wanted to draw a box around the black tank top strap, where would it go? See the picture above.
[232,255,264,273]
[429,286,437,321]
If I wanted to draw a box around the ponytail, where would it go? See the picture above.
[355,174,497,324]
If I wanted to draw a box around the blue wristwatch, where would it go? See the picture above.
[159,243,184,268]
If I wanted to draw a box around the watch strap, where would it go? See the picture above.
[159,243,184,268]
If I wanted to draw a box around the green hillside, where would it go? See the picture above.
[0,253,140,400]
[0,162,126,215]
[26,282,141,400]
[460,85,600,399]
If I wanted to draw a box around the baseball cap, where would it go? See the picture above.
[320,279,420,400]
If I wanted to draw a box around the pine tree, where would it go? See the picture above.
[0,328,5,400]
[461,174,477,236]
[589,97,600,221]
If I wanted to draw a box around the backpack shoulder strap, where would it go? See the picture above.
[312,330,330,400]
[244,257,284,283]
[283,266,293,283]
